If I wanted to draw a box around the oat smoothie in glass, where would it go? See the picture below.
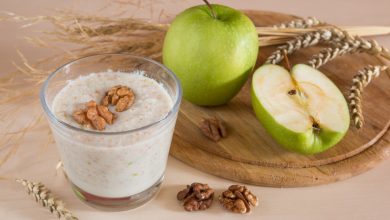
[40,54,182,209]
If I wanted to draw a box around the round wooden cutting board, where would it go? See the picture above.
[170,10,390,187]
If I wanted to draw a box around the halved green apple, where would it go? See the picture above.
[251,64,350,154]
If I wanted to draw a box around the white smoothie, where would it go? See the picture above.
[50,71,175,198]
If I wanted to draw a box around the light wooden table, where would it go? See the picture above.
[0,0,389,219]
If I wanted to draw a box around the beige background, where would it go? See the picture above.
[0,0,389,219]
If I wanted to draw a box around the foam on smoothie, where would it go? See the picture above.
[52,70,173,132]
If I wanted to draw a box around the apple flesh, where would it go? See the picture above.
[251,64,350,154]
[163,4,259,106]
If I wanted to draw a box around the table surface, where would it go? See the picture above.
[0,0,389,219]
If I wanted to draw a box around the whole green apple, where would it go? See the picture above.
[163,4,259,106]
[251,64,350,155]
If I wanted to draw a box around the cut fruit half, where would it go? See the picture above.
[251,64,350,155]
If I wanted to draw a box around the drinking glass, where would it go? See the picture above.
[40,54,182,210]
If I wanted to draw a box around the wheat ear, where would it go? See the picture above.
[308,36,390,68]
[349,65,388,129]
[16,179,78,220]
[273,17,322,29]
[266,28,350,64]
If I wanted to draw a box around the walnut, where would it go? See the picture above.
[219,185,258,214]
[86,100,97,108]
[111,94,120,105]
[101,95,110,106]
[97,105,115,125]
[72,100,116,131]
[86,104,99,120]
[177,183,214,211]
[116,87,132,96]
[116,95,131,112]
[72,110,88,125]
[89,114,106,131]
[101,85,135,112]
[199,116,227,142]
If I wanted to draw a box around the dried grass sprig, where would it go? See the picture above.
[349,65,388,129]
[16,179,78,220]
[2,10,167,60]
[0,111,44,167]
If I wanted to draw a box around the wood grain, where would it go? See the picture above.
[170,10,390,186]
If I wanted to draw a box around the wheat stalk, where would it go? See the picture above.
[306,36,390,129]
[265,28,350,64]
[349,65,388,129]
[264,17,390,64]
[308,36,390,68]
[16,179,78,220]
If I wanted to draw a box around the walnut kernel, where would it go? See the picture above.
[72,100,116,131]
[177,183,214,211]
[219,185,258,214]
[101,85,135,112]
[199,116,227,142]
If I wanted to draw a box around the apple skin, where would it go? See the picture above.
[251,64,349,155]
[163,4,259,106]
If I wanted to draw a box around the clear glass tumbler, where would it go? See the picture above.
[40,54,182,210]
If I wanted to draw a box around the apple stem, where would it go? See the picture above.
[283,49,300,93]
[202,0,217,19]
[282,49,292,72]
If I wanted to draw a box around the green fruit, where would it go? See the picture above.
[163,4,259,106]
[251,64,350,154]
